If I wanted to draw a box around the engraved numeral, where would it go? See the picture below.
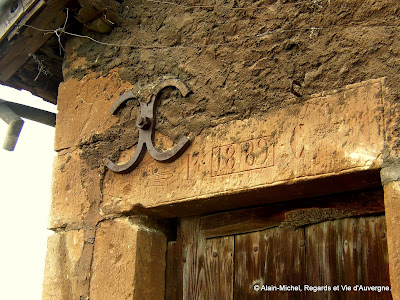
[244,141,255,166]
[211,136,274,177]
[291,124,305,158]
[226,145,236,170]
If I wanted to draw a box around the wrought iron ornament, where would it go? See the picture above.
[106,79,192,173]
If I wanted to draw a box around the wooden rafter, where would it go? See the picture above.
[0,0,38,44]
[0,0,70,82]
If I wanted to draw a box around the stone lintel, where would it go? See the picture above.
[102,78,385,217]
[150,169,381,218]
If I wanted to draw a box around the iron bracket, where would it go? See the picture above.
[106,79,192,173]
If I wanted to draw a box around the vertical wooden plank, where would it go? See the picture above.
[305,220,338,300]
[341,217,369,299]
[356,216,391,300]
[371,216,391,290]
[305,216,392,300]
[179,216,234,300]
[175,220,184,300]
[177,206,390,300]
[234,230,262,300]
[166,241,178,300]
[235,226,305,300]
[181,217,207,300]
[205,236,234,300]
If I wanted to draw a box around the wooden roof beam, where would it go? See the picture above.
[0,0,39,44]
[0,0,70,82]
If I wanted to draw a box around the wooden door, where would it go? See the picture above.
[166,189,392,300]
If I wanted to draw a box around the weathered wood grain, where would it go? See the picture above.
[178,205,390,299]
[234,226,306,300]
[181,217,207,299]
[4,42,63,103]
[175,220,184,300]
[305,216,391,300]
[166,241,178,300]
[6,0,46,41]
[0,0,38,43]
[204,236,234,300]
[201,206,284,239]
[180,217,234,300]
[0,0,69,82]
[201,189,384,239]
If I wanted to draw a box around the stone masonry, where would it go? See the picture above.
[43,1,400,299]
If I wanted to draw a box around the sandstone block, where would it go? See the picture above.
[42,230,85,300]
[55,71,133,151]
[384,86,400,158]
[90,218,167,300]
[49,150,89,230]
[102,78,385,216]
[383,181,400,300]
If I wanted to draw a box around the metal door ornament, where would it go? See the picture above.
[106,79,192,174]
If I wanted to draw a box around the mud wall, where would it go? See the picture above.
[43,0,400,299]
[64,0,400,156]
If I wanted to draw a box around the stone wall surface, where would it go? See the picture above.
[102,78,385,217]
[43,0,400,299]
[382,181,400,300]
[43,218,167,299]
[50,76,386,224]
[42,230,85,300]
[55,71,134,151]
[90,218,167,300]
[63,0,400,155]
[49,149,89,230]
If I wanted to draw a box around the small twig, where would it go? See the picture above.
[15,28,52,81]
[102,11,115,26]
[63,7,68,29]
[29,52,52,81]
[55,28,65,55]
[55,8,69,55]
